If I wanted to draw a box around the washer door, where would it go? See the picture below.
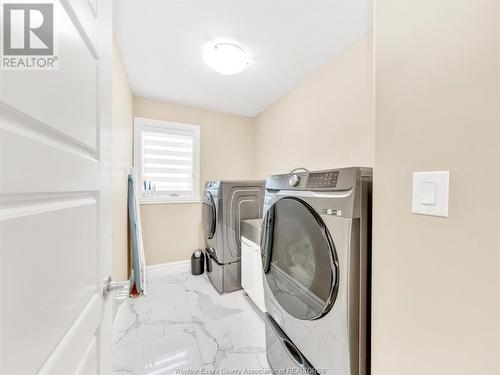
[202,191,216,240]
[261,197,338,320]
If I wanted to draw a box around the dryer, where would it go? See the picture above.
[202,180,265,293]
[261,167,372,374]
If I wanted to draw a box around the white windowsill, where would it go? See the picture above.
[139,197,201,205]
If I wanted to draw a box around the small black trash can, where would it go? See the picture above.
[191,249,205,275]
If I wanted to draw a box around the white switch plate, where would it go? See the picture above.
[421,181,437,205]
[412,171,449,217]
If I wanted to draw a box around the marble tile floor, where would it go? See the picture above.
[113,269,270,375]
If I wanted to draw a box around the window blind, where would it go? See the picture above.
[141,128,195,196]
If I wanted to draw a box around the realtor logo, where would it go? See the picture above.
[1,2,58,70]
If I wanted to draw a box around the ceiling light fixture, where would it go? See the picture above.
[202,41,252,75]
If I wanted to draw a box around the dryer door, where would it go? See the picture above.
[261,197,339,320]
[202,191,216,240]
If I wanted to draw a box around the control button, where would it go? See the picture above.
[288,174,300,187]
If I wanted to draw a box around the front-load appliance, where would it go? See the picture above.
[202,180,265,293]
[261,167,372,374]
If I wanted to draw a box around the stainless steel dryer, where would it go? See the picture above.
[202,180,265,293]
[261,167,372,374]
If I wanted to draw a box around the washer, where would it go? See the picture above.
[202,180,265,293]
[261,167,372,374]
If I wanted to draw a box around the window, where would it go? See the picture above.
[134,117,200,204]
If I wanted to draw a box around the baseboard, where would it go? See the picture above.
[147,259,191,278]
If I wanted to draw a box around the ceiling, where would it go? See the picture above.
[114,1,372,117]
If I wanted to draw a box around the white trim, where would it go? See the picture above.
[134,117,201,205]
[135,117,200,133]
[147,260,191,278]
[140,198,200,205]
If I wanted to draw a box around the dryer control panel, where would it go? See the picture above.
[265,167,370,192]
[306,171,339,189]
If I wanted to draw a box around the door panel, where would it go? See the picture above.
[0,202,97,373]
[252,244,266,312]
[262,197,338,320]
[87,0,98,17]
[0,126,99,194]
[241,239,253,292]
[75,337,98,375]
[242,238,266,312]
[0,0,112,373]
[40,296,101,374]
[0,0,98,150]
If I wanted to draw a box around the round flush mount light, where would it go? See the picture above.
[202,41,252,75]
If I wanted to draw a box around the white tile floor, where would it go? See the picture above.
[113,269,269,374]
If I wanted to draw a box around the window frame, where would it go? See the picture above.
[134,117,201,204]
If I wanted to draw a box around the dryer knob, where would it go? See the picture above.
[289,174,300,187]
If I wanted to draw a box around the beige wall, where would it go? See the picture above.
[111,38,134,280]
[373,2,500,375]
[134,97,254,264]
[253,34,374,179]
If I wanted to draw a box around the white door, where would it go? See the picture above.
[0,0,113,374]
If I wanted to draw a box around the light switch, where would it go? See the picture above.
[412,171,449,217]
[421,181,437,205]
